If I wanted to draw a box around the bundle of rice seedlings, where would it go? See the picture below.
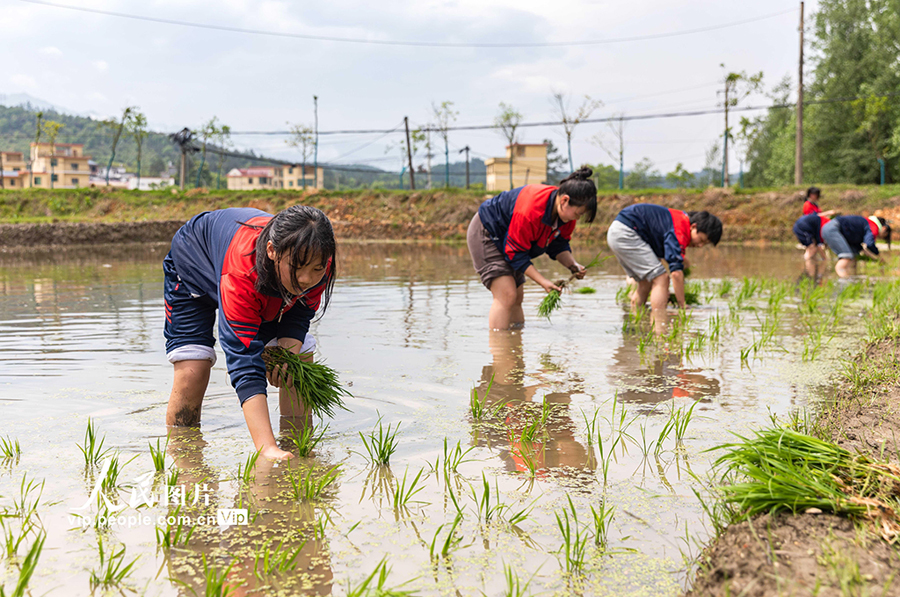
[575,287,597,294]
[668,288,702,306]
[715,428,900,540]
[537,251,609,319]
[262,347,351,419]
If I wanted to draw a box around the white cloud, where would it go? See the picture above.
[39,46,63,56]
[86,92,108,103]
[92,60,109,72]
[10,74,37,89]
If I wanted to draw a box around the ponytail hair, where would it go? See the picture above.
[557,166,597,223]
[877,216,892,250]
[687,211,723,246]
[244,205,337,317]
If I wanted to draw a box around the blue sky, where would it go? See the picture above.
[1,0,814,173]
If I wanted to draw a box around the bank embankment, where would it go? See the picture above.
[687,289,900,597]
[0,185,898,247]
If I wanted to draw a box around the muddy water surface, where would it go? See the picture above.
[0,242,869,596]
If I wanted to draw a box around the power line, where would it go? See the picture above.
[19,0,796,49]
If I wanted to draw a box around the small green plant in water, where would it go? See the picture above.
[253,538,305,578]
[287,422,328,458]
[77,418,110,467]
[0,436,21,462]
[1,532,44,597]
[555,494,589,574]
[262,346,351,418]
[155,506,195,550]
[590,500,615,552]
[149,436,168,473]
[359,417,401,466]
[286,464,341,501]
[344,558,415,597]
[575,286,596,294]
[391,467,428,509]
[89,535,139,591]
[236,450,260,486]
[429,512,466,564]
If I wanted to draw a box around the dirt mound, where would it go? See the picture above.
[0,220,187,247]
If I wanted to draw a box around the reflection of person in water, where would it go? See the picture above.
[611,319,720,406]
[164,428,334,596]
[470,330,590,474]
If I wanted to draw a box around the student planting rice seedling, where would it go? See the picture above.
[466,167,597,329]
[801,186,837,218]
[163,205,338,460]
[792,212,831,278]
[821,214,891,278]
[607,203,722,318]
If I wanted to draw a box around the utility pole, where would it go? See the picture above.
[0,151,4,189]
[794,1,804,186]
[444,136,450,188]
[313,95,319,189]
[722,81,729,187]
[459,146,470,189]
[404,116,416,190]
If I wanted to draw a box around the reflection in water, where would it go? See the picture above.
[164,428,334,596]
[471,330,590,475]
[612,314,721,407]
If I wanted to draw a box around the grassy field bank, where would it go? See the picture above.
[687,281,900,597]
[0,184,898,246]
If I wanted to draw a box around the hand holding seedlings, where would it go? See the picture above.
[538,251,608,319]
[262,347,351,419]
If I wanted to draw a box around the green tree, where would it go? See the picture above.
[591,163,620,189]
[550,92,602,173]
[625,158,661,189]
[30,111,43,187]
[665,163,695,189]
[194,116,224,188]
[742,77,795,187]
[103,106,134,185]
[128,110,148,188]
[544,138,566,184]
[719,66,763,186]
[41,119,63,188]
[287,123,314,189]
[432,101,458,188]
[494,103,523,190]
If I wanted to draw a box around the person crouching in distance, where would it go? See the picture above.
[607,204,722,315]
[792,212,831,279]
[466,167,598,330]
[821,214,891,278]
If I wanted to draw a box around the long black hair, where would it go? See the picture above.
[557,166,597,223]
[875,216,892,250]
[246,205,336,316]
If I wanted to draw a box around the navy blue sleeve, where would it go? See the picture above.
[277,301,316,347]
[662,228,684,272]
[546,236,571,260]
[793,218,815,246]
[864,225,878,255]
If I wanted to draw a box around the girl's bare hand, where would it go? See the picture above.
[267,363,294,389]
[570,263,586,279]
[541,279,562,293]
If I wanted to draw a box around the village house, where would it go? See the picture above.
[226,164,324,191]
[485,143,548,192]
[28,142,92,189]
[0,151,29,188]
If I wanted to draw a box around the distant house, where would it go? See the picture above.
[128,176,175,191]
[29,142,92,189]
[90,164,133,188]
[0,151,29,188]
[226,164,324,191]
[485,144,548,192]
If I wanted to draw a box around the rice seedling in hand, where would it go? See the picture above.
[77,418,110,467]
[262,347,351,418]
[537,289,563,320]
[253,538,305,578]
[715,428,900,534]
[286,421,328,458]
[155,506,194,550]
[345,557,415,597]
[0,436,21,463]
[89,536,139,591]
[358,417,401,466]
[148,437,168,473]
[555,495,589,574]
[0,532,44,597]
[286,464,341,502]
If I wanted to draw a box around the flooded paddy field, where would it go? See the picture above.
[0,242,882,596]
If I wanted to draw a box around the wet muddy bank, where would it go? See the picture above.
[687,333,900,597]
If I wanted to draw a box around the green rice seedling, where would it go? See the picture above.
[345,557,415,597]
[287,422,328,458]
[1,519,35,560]
[582,409,601,449]
[714,428,900,520]
[181,554,236,597]
[286,464,341,502]
[518,417,541,445]
[669,282,702,307]
[236,450,260,487]
[313,510,332,541]
[615,285,632,305]
[638,423,651,460]
[555,494,589,574]
[707,310,723,345]
[597,433,621,487]
[441,438,475,481]
[166,468,180,491]
[77,418,110,467]
[12,474,43,524]
[502,562,535,597]
[391,467,428,510]
[253,538,305,578]
[0,533,44,597]
[654,414,677,456]
[590,500,616,552]
[470,374,500,422]
[89,535,139,591]
[516,439,539,478]
[261,346,351,418]
[429,512,465,563]
[155,506,194,550]
[446,481,465,516]
[0,436,21,462]
[672,401,698,445]
[470,473,532,526]
[359,417,401,466]
[716,279,733,298]
[149,437,167,473]
[537,289,563,319]
[539,395,557,427]
[575,286,596,294]
[100,453,125,494]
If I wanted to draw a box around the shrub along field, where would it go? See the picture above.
[0,184,898,245]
